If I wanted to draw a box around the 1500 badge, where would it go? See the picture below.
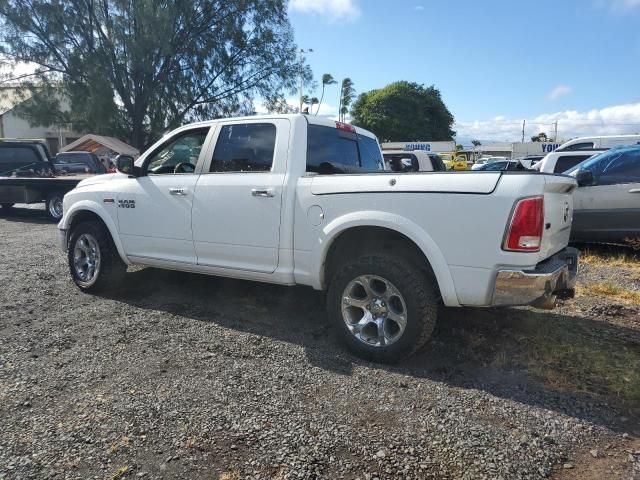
[118,199,135,209]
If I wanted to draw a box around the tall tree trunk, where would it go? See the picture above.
[316,84,325,115]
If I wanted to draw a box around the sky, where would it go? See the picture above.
[287,0,640,143]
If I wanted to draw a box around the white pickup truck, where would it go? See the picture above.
[59,114,579,362]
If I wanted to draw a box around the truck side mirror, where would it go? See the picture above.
[116,155,137,176]
[575,169,594,187]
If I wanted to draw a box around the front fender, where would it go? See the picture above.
[312,211,460,307]
[59,200,131,265]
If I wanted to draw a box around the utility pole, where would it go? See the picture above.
[521,120,526,143]
[298,48,313,112]
[553,121,558,142]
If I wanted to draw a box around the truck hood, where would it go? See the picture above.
[75,173,118,188]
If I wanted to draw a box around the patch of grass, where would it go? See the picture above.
[436,308,640,417]
[511,313,640,415]
[581,248,640,271]
[587,282,640,304]
[110,465,129,480]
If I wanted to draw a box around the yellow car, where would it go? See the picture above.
[440,153,468,171]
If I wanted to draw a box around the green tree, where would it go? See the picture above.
[315,73,336,115]
[531,132,549,142]
[338,78,355,122]
[0,0,310,148]
[471,139,481,147]
[351,81,455,141]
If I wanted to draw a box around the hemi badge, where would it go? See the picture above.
[103,198,115,203]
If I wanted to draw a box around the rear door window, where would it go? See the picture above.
[553,155,592,173]
[210,123,276,173]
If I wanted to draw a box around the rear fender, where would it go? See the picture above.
[313,211,460,306]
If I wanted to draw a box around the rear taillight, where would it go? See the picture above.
[503,196,544,252]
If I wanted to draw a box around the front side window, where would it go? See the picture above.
[597,149,640,185]
[210,123,276,173]
[146,128,209,175]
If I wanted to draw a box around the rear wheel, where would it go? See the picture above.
[68,221,126,292]
[45,192,64,221]
[327,254,439,363]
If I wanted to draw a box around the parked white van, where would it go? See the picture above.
[555,135,640,152]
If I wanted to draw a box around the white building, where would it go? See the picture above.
[477,141,563,159]
[380,141,456,153]
[0,86,82,154]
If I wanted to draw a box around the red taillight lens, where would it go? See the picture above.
[504,196,544,252]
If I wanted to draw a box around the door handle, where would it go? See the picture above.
[251,188,275,197]
[629,189,640,193]
[169,188,188,196]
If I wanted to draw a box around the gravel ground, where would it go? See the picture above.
[1,206,639,480]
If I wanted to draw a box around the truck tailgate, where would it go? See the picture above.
[539,175,577,259]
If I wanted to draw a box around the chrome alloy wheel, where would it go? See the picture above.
[341,275,408,347]
[49,196,63,219]
[73,233,101,285]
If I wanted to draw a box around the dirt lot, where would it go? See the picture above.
[1,206,639,480]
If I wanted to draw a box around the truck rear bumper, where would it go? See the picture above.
[492,247,579,309]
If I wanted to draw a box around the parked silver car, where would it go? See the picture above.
[568,145,640,243]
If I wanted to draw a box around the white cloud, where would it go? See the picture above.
[546,85,573,101]
[414,5,425,11]
[455,102,640,143]
[606,0,640,11]
[289,0,361,20]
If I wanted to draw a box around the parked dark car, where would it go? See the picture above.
[53,151,107,174]
[568,145,640,243]
[475,160,526,171]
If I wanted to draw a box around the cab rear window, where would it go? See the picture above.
[306,124,384,174]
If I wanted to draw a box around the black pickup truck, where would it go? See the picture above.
[0,140,92,221]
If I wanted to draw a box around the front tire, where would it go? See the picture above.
[46,192,64,221]
[68,221,126,292]
[327,254,439,363]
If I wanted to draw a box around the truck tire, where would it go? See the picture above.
[327,254,439,363]
[68,221,126,292]
[45,192,64,221]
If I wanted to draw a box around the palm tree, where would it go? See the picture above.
[338,78,355,122]
[316,74,337,115]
